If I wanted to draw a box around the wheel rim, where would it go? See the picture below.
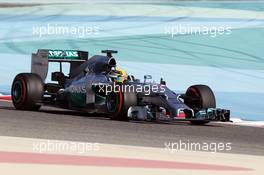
[12,81,23,103]
[186,88,202,109]
[106,92,118,113]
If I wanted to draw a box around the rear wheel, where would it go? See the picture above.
[12,73,44,110]
[106,89,137,121]
[185,85,216,125]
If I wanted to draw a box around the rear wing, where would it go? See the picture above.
[31,49,88,81]
[47,49,88,62]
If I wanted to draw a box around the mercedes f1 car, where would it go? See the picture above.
[11,49,230,125]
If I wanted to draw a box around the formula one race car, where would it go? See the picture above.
[11,49,230,125]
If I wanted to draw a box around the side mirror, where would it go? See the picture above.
[160,78,166,85]
[144,75,152,83]
[84,67,90,74]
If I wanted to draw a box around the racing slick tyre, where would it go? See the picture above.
[11,73,44,111]
[185,85,216,125]
[106,90,137,121]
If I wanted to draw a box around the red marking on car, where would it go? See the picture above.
[177,111,186,118]
[166,111,171,117]
[0,151,252,171]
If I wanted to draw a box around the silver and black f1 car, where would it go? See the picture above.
[11,49,230,125]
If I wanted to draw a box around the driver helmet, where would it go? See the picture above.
[115,67,128,83]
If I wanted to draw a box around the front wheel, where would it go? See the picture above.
[12,73,44,110]
[106,90,137,121]
[185,85,216,125]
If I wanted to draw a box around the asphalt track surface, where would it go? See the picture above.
[0,101,263,156]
